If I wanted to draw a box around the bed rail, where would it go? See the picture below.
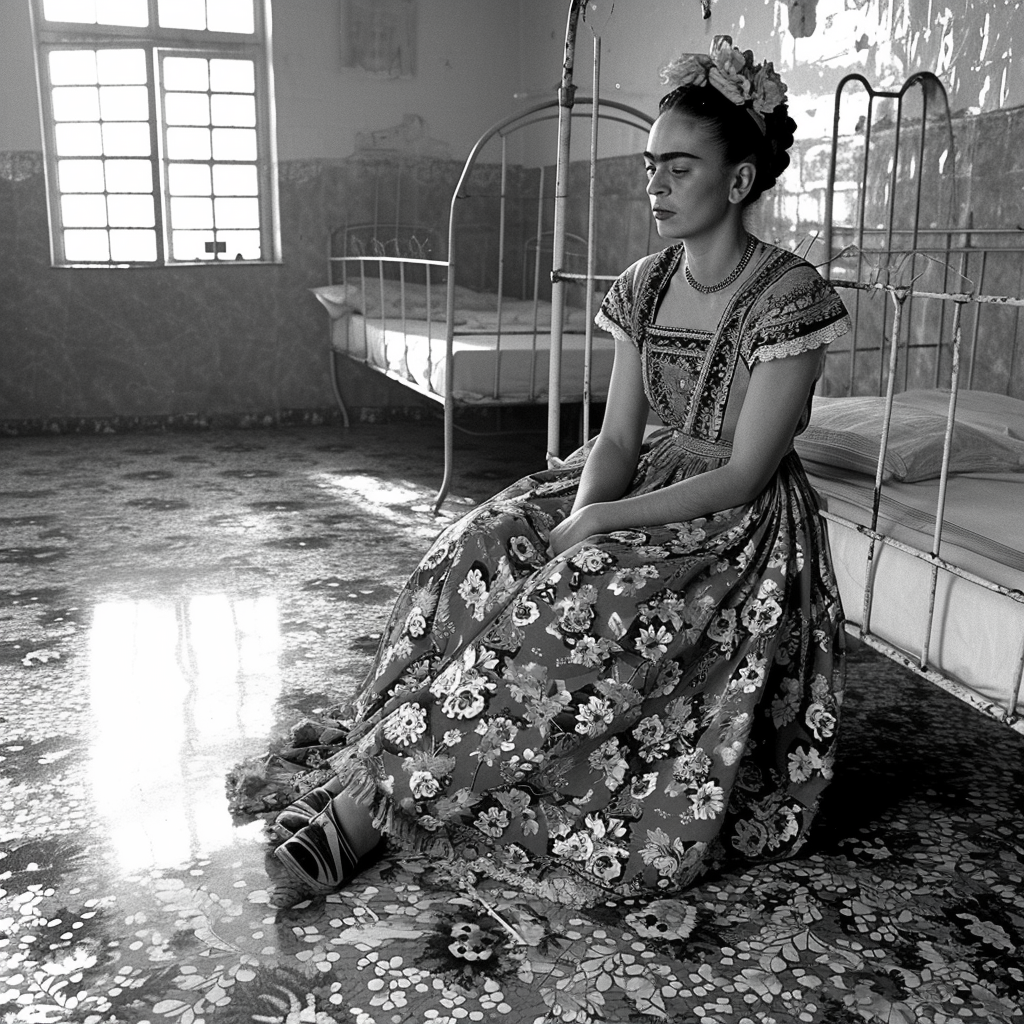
[821,72,1024,732]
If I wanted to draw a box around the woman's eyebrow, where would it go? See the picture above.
[643,150,702,162]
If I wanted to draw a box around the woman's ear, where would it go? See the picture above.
[728,159,757,204]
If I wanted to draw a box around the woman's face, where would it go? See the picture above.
[644,108,742,241]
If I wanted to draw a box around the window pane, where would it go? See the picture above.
[55,122,103,156]
[211,94,254,127]
[212,127,255,161]
[64,228,110,261]
[214,196,258,229]
[104,158,152,192]
[169,163,212,195]
[170,196,214,229]
[110,228,157,261]
[62,193,108,227]
[97,49,147,85]
[94,0,148,27]
[50,50,98,86]
[102,121,151,156]
[165,92,210,126]
[43,0,96,24]
[216,230,260,260]
[52,86,100,122]
[212,163,256,195]
[157,0,205,29]
[166,126,212,160]
[163,57,209,92]
[209,58,254,94]
[99,85,149,121]
[107,193,155,227]
[58,159,105,192]
[206,0,254,34]
[171,230,216,261]
[61,192,107,225]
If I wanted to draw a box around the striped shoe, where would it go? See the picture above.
[271,800,383,906]
[271,786,335,842]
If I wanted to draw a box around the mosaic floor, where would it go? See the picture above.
[1,423,1022,1024]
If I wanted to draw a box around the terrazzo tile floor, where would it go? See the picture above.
[1,421,1022,1024]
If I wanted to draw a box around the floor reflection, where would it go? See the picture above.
[86,594,281,872]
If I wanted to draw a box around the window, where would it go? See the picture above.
[30,0,280,266]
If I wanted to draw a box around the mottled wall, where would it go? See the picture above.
[0,150,539,428]
[763,104,1024,399]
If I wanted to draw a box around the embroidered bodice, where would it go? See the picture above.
[596,240,850,444]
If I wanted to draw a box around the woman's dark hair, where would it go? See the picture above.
[658,85,796,206]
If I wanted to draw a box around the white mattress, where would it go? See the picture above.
[334,311,615,404]
[808,467,1024,716]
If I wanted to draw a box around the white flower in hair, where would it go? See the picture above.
[661,36,788,129]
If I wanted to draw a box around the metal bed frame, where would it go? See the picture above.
[821,72,1024,732]
[325,70,653,513]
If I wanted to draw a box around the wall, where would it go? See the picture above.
[2,0,1023,429]
[0,0,525,429]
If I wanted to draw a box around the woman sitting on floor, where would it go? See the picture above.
[246,37,850,907]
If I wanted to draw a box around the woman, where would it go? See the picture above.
[259,37,849,906]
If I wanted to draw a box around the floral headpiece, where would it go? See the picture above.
[660,36,787,135]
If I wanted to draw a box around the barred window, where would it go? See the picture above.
[30,0,280,266]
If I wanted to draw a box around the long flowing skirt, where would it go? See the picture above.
[241,428,844,901]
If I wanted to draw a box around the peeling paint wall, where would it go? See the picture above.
[778,0,1023,137]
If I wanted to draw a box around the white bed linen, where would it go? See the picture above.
[807,467,1024,715]
[334,313,615,404]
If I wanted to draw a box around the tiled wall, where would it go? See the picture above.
[762,106,1024,400]
[0,151,500,431]
[3,103,1022,430]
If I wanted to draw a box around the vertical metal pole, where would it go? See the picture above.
[547,0,584,465]
[530,166,546,400]
[920,300,963,669]
[493,135,508,399]
[582,34,601,445]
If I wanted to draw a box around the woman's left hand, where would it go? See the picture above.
[548,502,612,558]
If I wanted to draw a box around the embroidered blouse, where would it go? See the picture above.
[596,240,851,445]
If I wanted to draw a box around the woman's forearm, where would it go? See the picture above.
[571,434,640,513]
[591,461,761,531]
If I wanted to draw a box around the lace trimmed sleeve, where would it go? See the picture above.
[595,262,641,350]
[741,260,851,366]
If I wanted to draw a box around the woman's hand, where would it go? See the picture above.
[548,502,612,558]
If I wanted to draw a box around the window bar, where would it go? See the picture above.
[147,45,165,263]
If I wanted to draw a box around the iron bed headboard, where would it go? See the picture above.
[821,72,1024,730]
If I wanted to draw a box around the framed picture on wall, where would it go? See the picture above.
[342,0,416,78]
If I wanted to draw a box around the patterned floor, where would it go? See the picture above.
[1,423,1022,1024]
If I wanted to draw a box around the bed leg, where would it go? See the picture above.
[433,393,455,516]
[329,349,351,429]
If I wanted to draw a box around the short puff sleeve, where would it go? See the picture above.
[741,260,850,367]
[595,257,647,350]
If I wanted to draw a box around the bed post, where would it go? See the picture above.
[547,0,585,466]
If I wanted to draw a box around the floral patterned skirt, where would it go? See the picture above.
[254,429,844,901]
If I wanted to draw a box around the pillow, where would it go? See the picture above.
[311,281,453,321]
[795,395,1024,482]
[892,388,1024,441]
[311,281,509,324]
